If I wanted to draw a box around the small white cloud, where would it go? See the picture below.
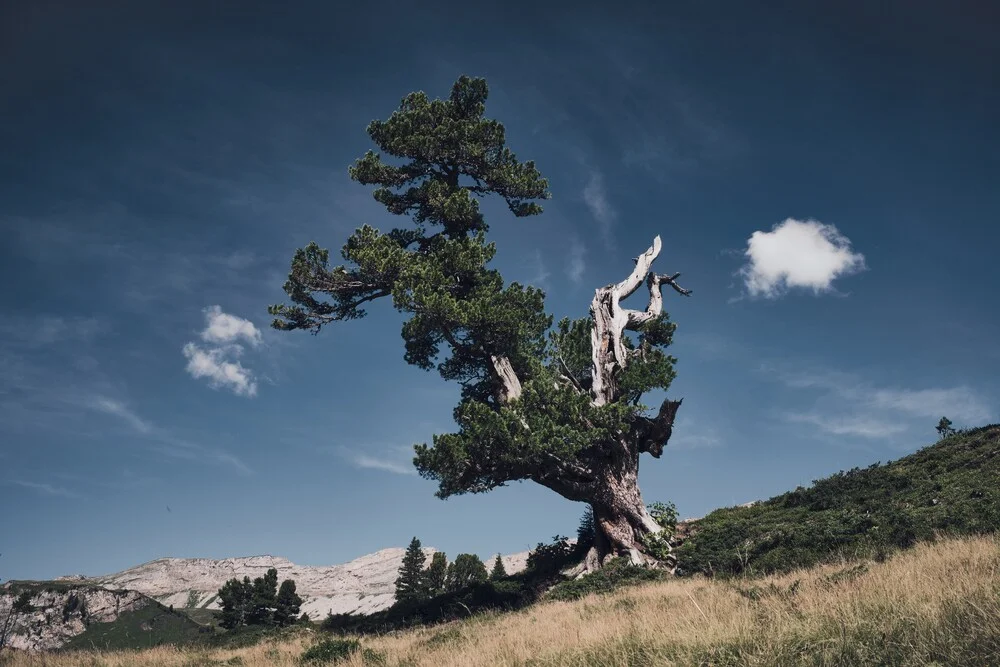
[567,238,586,284]
[582,171,616,247]
[182,343,258,397]
[784,412,907,438]
[182,306,261,397]
[89,397,153,434]
[200,305,262,347]
[738,218,865,298]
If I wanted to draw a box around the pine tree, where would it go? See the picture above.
[270,76,690,569]
[489,554,507,580]
[247,568,279,626]
[394,537,428,605]
[217,576,254,629]
[936,417,956,438]
[424,551,448,597]
[273,579,303,626]
[446,553,488,592]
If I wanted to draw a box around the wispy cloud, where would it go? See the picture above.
[582,171,616,248]
[349,455,417,476]
[9,480,82,499]
[85,395,253,475]
[566,238,586,285]
[523,249,551,292]
[182,306,261,397]
[783,412,908,439]
[737,218,866,299]
[764,364,994,430]
[334,445,416,476]
[89,396,153,434]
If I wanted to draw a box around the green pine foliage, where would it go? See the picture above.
[424,552,448,597]
[216,568,299,629]
[677,424,1000,577]
[274,579,304,627]
[489,554,507,581]
[394,537,429,605]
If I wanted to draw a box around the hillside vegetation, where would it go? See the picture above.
[3,534,997,666]
[678,424,1000,576]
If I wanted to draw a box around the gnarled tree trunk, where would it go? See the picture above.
[527,236,690,574]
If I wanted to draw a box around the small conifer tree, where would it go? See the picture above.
[489,554,507,580]
[394,537,428,604]
[274,579,304,626]
[425,551,448,597]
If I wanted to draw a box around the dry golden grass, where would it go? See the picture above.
[4,535,998,666]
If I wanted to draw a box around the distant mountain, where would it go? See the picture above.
[2,547,532,651]
[58,547,533,620]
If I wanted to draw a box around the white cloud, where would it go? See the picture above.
[582,171,616,247]
[567,238,586,284]
[200,305,262,347]
[182,343,258,397]
[738,218,866,298]
[182,306,261,397]
[783,412,908,438]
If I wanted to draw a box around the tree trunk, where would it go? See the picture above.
[509,235,690,575]
[568,444,676,576]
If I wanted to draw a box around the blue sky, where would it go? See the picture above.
[2,1,998,582]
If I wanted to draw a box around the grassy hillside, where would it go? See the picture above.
[59,602,204,652]
[676,424,1000,576]
[5,535,998,666]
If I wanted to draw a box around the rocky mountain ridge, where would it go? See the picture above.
[59,546,533,619]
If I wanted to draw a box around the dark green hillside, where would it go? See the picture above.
[60,600,204,651]
[677,424,1000,576]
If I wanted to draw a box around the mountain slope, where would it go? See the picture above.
[677,424,1000,576]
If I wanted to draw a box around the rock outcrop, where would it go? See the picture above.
[0,586,150,652]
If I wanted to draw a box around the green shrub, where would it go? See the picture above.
[526,535,576,575]
[300,638,360,664]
